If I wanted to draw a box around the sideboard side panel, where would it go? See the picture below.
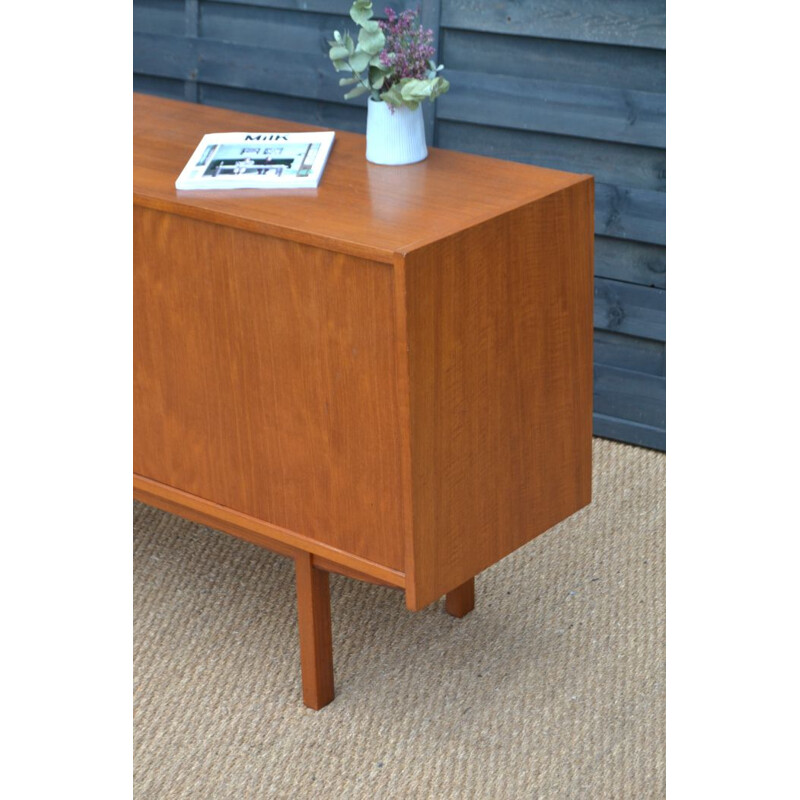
[134,207,405,571]
[403,180,594,610]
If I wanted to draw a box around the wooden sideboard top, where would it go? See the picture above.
[134,93,590,264]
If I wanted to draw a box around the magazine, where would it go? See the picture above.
[175,130,335,190]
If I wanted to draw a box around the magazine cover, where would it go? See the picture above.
[175,131,335,190]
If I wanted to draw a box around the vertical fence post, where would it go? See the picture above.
[420,0,443,147]
[185,0,199,103]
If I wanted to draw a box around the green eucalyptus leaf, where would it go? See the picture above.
[395,76,451,103]
[329,45,350,62]
[348,50,371,73]
[379,84,404,108]
[357,25,384,55]
[375,76,451,108]
[331,0,449,107]
[349,0,373,26]
[368,65,385,90]
[400,79,432,100]
[426,61,445,79]
[344,83,370,100]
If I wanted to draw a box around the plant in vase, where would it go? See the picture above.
[328,1,449,165]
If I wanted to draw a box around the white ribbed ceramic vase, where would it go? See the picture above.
[365,99,427,165]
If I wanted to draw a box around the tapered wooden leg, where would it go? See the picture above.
[445,577,475,618]
[295,552,334,709]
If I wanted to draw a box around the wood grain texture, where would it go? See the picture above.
[594,363,665,429]
[133,0,184,35]
[134,0,667,455]
[436,120,665,248]
[592,331,665,450]
[594,330,665,376]
[593,412,665,451]
[134,93,588,265]
[134,74,184,101]
[593,183,664,245]
[184,0,199,102]
[134,33,195,82]
[402,181,594,610]
[133,205,406,571]
[441,0,666,49]
[311,556,402,589]
[419,0,443,146]
[206,0,417,15]
[135,95,595,613]
[133,475,406,588]
[594,278,665,341]
[200,83,368,134]
[594,237,665,289]
[437,69,665,148]
[133,34,336,98]
[436,121,665,194]
[295,552,334,709]
[440,29,665,93]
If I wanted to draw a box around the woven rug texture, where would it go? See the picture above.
[134,437,665,799]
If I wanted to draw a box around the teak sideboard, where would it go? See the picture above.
[133,93,594,709]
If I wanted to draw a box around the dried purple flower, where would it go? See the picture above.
[378,7,435,89]
[329,2,449,109]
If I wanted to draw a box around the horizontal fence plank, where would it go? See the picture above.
[196,38,333,99]
[134,34,196,80]
[594,277,665,341]
[135,37,664,246]
[595,237,665,289]
[204,0,353,11]
[593,413,665,451]
[139,34,672,180]
[442,0,666,49]
[134,32,666,150]
[595,183,664,245]
[594,330,665,377]
[206,0,417,15]
[133,0,185,35]
[436,121,664,191]
[436,69,665,148]
[594,363,665,429]
[199,83,367,132]
[200,1,339,50]
[133,0,667,452]
[441,29,665,93]
[134,33,338,101]
[133,74,186,99]
[436,122,665,246]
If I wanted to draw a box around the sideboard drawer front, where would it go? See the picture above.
[134,207,405,571]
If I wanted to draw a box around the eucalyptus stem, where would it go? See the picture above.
[346,60,373,96]
[329,1,449,109]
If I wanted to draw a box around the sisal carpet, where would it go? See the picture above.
[134,437,665,799]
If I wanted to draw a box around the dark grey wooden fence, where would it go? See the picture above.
[134,0,666,451]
